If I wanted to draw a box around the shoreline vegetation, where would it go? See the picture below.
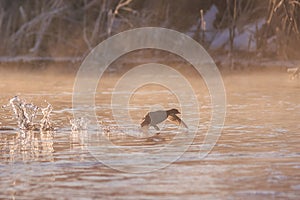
[0,0,299,72]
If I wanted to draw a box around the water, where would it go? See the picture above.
[0,70,299,199]
[2,96,53,131]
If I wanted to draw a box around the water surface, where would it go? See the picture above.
[0,70,299,199]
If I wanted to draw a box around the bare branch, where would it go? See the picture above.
[267,0,276,24]
[83,0,99,10]
[91,1,106,43]
[29,17,53,53]
[274,0,284,12]
[83,6,92,51]
[114,0,133,15]
[107,0,133,35]
[10,5,68,44]
[19,6,27,22]
[290,0,300,6]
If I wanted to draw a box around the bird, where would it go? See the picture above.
[140,108,188,131]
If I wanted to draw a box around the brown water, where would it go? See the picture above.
[0,70,299,199]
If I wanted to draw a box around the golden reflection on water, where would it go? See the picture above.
[0,70,299,199]
[1,131,54,162]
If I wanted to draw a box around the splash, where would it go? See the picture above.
[8,96,38,130]
[6,96,54,131]
[40,101,53,131]
[70,117,89,131]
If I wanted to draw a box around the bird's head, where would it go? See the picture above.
[167,108,180,115]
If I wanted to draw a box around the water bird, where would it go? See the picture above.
[141,108,188,131]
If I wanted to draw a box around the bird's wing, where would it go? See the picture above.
[141,114,150,127]
[168,114,188,128]
[149,110,168,125]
